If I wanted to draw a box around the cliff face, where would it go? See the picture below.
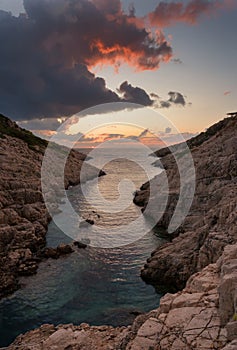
[0,115,100,299]
[134,115,237,291]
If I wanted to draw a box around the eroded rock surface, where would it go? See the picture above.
[2,114,237,350]
[0,115,100,298]
[134,115,237,290]
[3,244,237,350]
[4,323,128,350]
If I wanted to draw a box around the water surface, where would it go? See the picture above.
[0,148,165,347]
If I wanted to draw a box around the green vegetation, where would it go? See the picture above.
[0,114,48,152]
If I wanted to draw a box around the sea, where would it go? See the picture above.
[0,147,166,347]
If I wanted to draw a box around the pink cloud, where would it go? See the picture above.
[148,0,234,27]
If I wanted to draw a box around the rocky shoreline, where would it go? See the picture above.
[3,243,237,349]
[1,114,237,349]
[0,115,103,299]
[135,115,237,291]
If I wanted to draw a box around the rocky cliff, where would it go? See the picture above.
[0,114,102,299]
[2,114,237,350]
[135,114,237,291]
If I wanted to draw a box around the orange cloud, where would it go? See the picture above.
[5,0,233,120]
[86,32,172,71]
[32,130,56,138]
[85,0,234,71]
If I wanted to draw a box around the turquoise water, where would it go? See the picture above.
[0,149,165,347]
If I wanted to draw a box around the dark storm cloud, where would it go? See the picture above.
[119,81,155,106]
[19,118,63,131]
[0,8,120,119]
[0,0,173,120]
[0,0,232,121]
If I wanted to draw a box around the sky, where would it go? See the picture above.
[0,0,236,148]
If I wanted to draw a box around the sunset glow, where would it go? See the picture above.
[0,0,235,144]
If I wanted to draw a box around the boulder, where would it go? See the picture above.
[56,243,73,255]
[43,247,59,259]
[73,241,87,249]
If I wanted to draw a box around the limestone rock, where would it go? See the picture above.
[133,115,237,291]
[56,243,74,255]
[4,324,126,350]
[0,114,101,299]
[5,242,236,349]
[2,114,237,349]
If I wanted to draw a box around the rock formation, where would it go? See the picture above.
[135,114,237,291]
[0,114,102,299]
[3,243,237,349]
[1,114,237,350]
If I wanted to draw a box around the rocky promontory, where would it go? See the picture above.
[135,114,237,291]
[0,114,102,299]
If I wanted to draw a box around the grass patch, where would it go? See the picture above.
[0,114,48,152]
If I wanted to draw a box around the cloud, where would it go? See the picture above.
[150,93,160,99]
[168,91,186,106]
[23,0,172,70]
[138,128,150,138]
[102,133,124,141]
[118,83,188,111]
[160,100,172,108]
[148,0,229,27]
[160,91,187,108]
[224,90,231,96]
[118,81,155,106]
[19,118,63,131]
[172,58,183,64]
[32,130,57,138]
[0,0,175,120]
[2,0,221,120]
[165,127,172,134]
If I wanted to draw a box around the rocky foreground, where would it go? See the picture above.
[1,114,237,349]
[3,243,237,350]
[0,114,102,299]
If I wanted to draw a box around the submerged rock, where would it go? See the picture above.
[43,247,59,259]
[43,244,74,259]
[73,241,87,249]
[56,243,73,255]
